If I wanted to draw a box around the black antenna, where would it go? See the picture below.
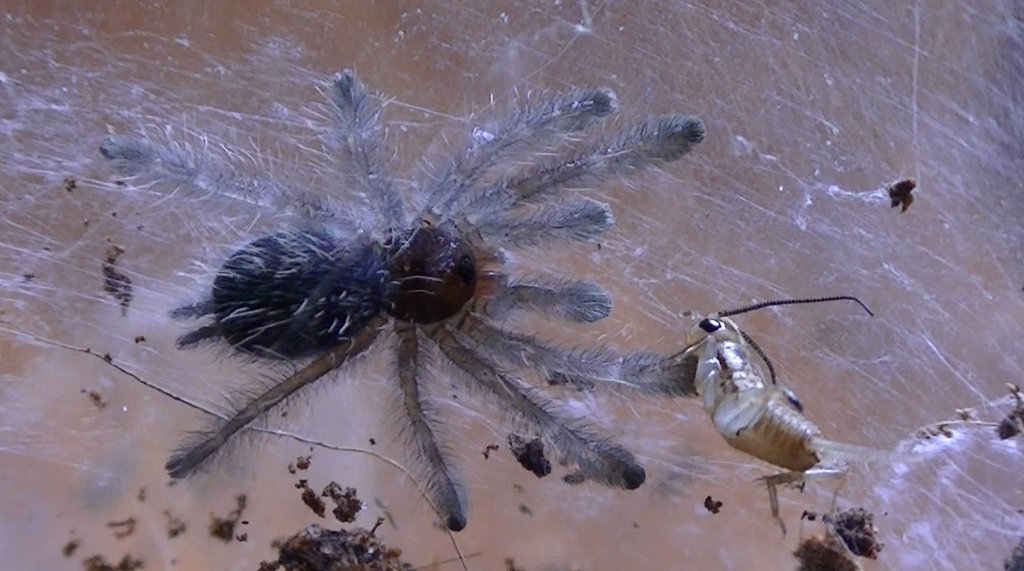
[738,329,779,385]
[719,295,873,319]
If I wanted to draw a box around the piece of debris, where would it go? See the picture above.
[374,498,396,530]
[887,178,916,213]
[794,532,862,571]
[794,508,882,570]
[64,176,78,192]
[508,433,551,478]
[1005,536,1024,571]
[22,272,35,282]
[824,508,883,559]
[504,558,526,571]
[83,389,108,410]
[562,470,585,485]
[322,482,362,523]
[288,455,312,474]
[703,495,723,514]
[297,480,326,518]
[62,538,80,558]
[82,554,145,571]
[257,524,413,571]
[802,510,817,522]
[164,510,187,538]
[482,443,499,459]
[106,517,136,540]
[236,533,248,542]
[102,245,133,316]
[133,335,146,344]
[209,494,247,542]
[998,384,1024,440]
[136,488,146,503]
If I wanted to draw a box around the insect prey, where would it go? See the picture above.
[676,296,896,534]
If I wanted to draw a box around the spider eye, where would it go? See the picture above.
[699,318,722,333]
[457,254,476,284]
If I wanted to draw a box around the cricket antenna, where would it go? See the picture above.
[738,328,780,386]
[718,295,873,319]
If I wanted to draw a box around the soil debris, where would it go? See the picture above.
[322,482,362,523]
[825,508,883,559]
[83,389,108,409]
[794,533,861,571]
[297,480,326,518]
[794,507,882,570]
[62,538,80,558]
[164,510,187,538]
[703,495,723,514]
[562,470,585,485]
[209,494,247,542]
[508,433,551,478]
[106,517,136,540]
[288,455,312,474]
[998,384,1024,440]
[82,554,144,571]
[887,178,916,213]
[101,245,133,316]
[257,524,412,571]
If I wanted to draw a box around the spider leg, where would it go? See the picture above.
[547,350,701,398]
[168,299,214,320]
[175,324,223,349]
[455,114,705,219]
[484,276,612,323]
[165,319,384,478]
[459,314,698,397]
[426,87,618,218]
[395,324,468,531]
[99,134,314,213]
[472,197,613,250]
[431,325,645,490]
[324,70,405,228]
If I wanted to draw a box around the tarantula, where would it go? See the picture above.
[100,69,705,531]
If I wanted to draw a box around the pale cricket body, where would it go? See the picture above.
[678,296,893,534]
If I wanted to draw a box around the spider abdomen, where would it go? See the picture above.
[210,230,389,358]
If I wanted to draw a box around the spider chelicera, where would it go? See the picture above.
[101,69,705,530]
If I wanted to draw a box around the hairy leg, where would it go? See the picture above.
[471,197,613,250]
[324,70,405,228]
[165,320,384,478]
[483,276,612,323]
[455,114,705,219]
[431,325,645,490]
[394,324,468,531]
[426,87,619,218]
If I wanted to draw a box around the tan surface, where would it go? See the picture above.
[1,2,1022,570]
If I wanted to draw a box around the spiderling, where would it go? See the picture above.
[100,68,705,531]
